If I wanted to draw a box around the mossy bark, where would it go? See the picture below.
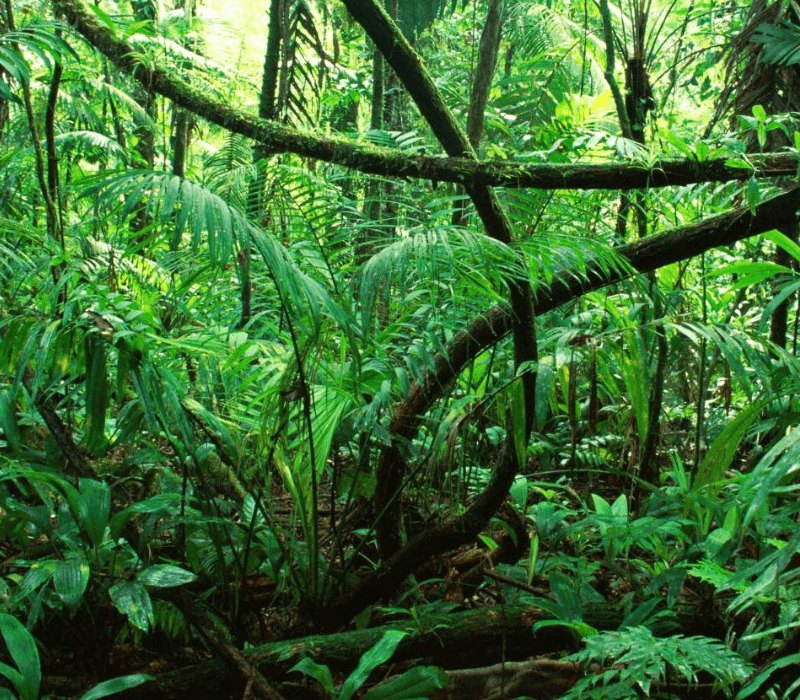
[52,0,798,191]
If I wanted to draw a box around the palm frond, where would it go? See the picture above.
[203,133,257,212]
[53,131,129,164]
[504,1,605,98]
[278,0,327,126]
[77,170,351,335]
[0,23,78,102]
[357,226,522,329]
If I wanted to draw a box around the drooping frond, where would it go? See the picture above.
[751,20,800,66]
[0,219,42,304]
[357,226,524,329]
[77,170,352,335]
[202,133,257,212]
[278,0,327,126]
[504,1,606,102]
[265,165,358,291]
[0,23,78,102]
[53,131,129,164]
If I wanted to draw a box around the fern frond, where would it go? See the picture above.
[357,226,523,329]
[564,627,749,698]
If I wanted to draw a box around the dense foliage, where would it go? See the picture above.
[2,0,800,698]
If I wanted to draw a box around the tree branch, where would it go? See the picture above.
[53,0,799,190]
[386,184,800,462]
[325,185,800,627]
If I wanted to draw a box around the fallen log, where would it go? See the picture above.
[428,658,581,700]
[97,599,709,700]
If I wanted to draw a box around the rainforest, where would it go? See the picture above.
[2,0,800,698]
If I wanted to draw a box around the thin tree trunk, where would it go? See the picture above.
[8,0,63,294]
[239,0,282,329]
[358,48,385,266]
[340,0,538,563]
[770,223,799,348]
[465,0,504,150]
[453,0,504,225]
[171,109,191,179]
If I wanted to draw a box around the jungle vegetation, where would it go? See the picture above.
[2,0,800,698]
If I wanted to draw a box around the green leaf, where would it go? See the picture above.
[533,618,597,639]
[84,333,109,456]
[666,131,693,158]
[77,673,155,700]
[693,400,763,494]
[477,534,499,550]
[711,260,791,289]
[724,157,753,170]
[395,0,468,38]
[0,614,40,700]
[615,329,648,445]
[728,564,779,615]
[16,560,57,598]
[591,493,610,516]
[339,630,408,700]
[136,564,197,588]
[78,479,111,546]
[751,22,800,65]
[109,582,153,632]
[509,475,528,510]
[763,228,800,264]
[741,429,800,531]
[53,558,91,607]
[289,657,334,695]
[704,528,734,565]
[0,389,20,452]
[745,176,760,213]
[548,571,582,623]
[735,651,800,699]
[108,493,183,540]
[361,666,448,700]
[0,664,24,699]
[618,598,663,630]
[610,493,627,518]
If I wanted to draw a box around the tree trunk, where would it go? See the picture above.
[453,0,504,225]
[466,0,504,151]
[769,223,800,349]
